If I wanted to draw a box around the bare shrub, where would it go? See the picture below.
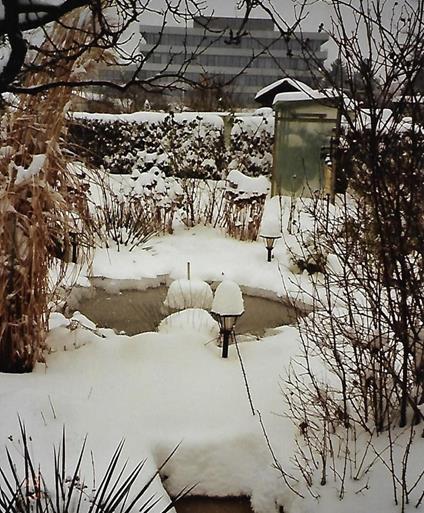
[91,167,184,247]
[222,171,269,241]
[91,187,156,252]
[283,124,424,507]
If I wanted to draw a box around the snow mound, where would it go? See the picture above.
[158,308,219,339]
[48,312,71,331]
[259,201,282,238]
[46,325,96,353]
[152,429,284,513]
[164,279,213,310]
[46,311,99,353]
[226,170,270,201]
[212,280,244,316]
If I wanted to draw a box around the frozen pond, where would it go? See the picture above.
[76,285,299,337]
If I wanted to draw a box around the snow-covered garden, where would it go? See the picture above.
[1,157,424,513]
[1,3,424,513]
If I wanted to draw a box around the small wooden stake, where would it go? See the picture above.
[187,262,191,280]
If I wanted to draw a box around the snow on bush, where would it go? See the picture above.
[285,231,329,275]
[163,279,213,311]
[158,308,219,339]
[69,113,226,178]
[68,111,273,178]
[223,170,270,241]
[225,170,269,201]
[132,166,184,208]
[229,113,274,177]
[91,166,183,248]
[70,112,274,243]
[212,280,244,316]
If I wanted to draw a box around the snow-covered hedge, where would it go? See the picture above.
[69,113,225,178]
[68,111,274,178]
[229,113,274,177]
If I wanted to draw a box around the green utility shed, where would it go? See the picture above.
[272,91,339,197]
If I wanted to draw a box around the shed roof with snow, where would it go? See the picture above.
[254,78,315,107]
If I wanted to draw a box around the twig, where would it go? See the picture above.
[48,395,57,420]
[232,332,255,416]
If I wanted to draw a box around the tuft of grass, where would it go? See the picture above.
[0,422,194,513]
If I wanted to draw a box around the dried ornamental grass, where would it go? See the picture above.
[0,8,102,372]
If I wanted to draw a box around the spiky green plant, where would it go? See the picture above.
[0,423,193,513]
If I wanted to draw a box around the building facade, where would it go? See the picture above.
[135,16,329,107]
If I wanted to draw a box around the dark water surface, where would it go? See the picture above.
[175,496,253,513]
[77,285,298,336]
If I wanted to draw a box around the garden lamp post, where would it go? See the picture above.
[260,234,281,262]
[211,280,244,358]
[215,313,242,358]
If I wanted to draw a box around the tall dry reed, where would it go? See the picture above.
[0,8,102,372]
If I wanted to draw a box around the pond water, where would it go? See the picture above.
[76,285,299,337]
[174,496,253,513]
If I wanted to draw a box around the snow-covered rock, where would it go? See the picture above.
[46,311,99,353]
[71,311,97,330]
[158,308,219,339]
[46,326,95,353]
[164,279,213,310]
[48,312,71,331]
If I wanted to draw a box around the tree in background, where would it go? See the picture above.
[0,0,305,98]
[326,57,381,101]
[0,0,203,94]
[184,73,236,112]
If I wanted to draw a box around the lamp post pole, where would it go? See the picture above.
[267,246,273,262]
[212,314,242,358]
[222,328,230,358]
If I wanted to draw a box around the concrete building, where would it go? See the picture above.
[135,16,329,107]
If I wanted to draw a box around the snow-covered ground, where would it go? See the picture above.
[2,221,305,513]
[2,195,424,513]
